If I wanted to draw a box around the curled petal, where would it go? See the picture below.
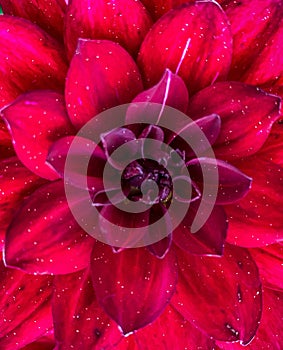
[65,39,143,129]
[0,261,53,349]
[188,82,281,159]
[0,16,67,108]
[5,181,94,275]
[1,91,74,180]
[138,1,232,94]
[0,0,66,40]
[172,244,262,343]
[65,0,152,58]
[90,242,178,334]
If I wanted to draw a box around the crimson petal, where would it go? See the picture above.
[141,0,192,20]
[0,16,67,108]
[0,261,53,350]
[173,201,228,256]
[0,0,66,40]
[64,0,152,59]
[1,91,74,180]
[65,39,143,129]
[147,234,172,259]
[188,82,281,160]
[5,181,94,275]
[172,244,262,343]
[225,157,283,247]
[90,242,178,334]
[138,1,232,94]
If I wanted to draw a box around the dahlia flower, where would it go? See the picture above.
[0,0,283,349]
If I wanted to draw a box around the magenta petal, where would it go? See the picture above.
[5,181,94,275]
[52,270,124,349]
[226,157,283,247]
[187,158,252,204]
[65,0,152,58]
[1,91,74,180]
[65,39,143,129]
[90,242,178,334]
[188,82,281,160]
[172,244,262,343]
[0,0,66,40]
[0,16,67,108]
[173,201,227,256]
[138,1,232,94]
[101,128,136,160]
[47,136,106,191]
[0,261,53,350]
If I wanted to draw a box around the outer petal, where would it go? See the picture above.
[5,181,94,275]
[222,0,283,88]
[249,244,283,291]
[65,39,143,129]
[172,244,262,343]
[173,201,228,256]
[0,0,66,40]
[1,91,74,180]
[225,157,283,247]
[64,0,152,58]
[141,0,192,20]
[188,82,281,160]
[90,242,178,334]
[138,1,232,94]
[0,157,44,249]
[187,157,252,204]
[0,16,67,108]
[0,261,53,350]
[21,337,55,350]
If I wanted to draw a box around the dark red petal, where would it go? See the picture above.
[90,242,178,334]
[249,244,283,292]
[0,0,66,40]
[65,39,143,129]
[187,158,252,204]
[47,136,106,191]
[126,69,189,125]
[141,0,192,20]
[5,181,94,275]
[0,260,53,350]
[147,234,172,259]
[65,0,152,59]
[172,244,262,343]
[173,201,228,256]
[217,288,283,349]
[223,0,283,88]
[188,82,281,160]
[52,270,125,350]
[0,16,67,108]
[0,157,45,250]
[225,157,283,247]
[21,337,55,350]
[138,1,232,94]
[1,91,74,180]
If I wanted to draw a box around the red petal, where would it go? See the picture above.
[0,16,67,108]
[0,260,53,349]
[138,1,232,94]
[0,0,66,40]
[1,91,74,180]
[90,242,178,334]
[0,157,44,250]
[172,244,262,343]
[141,0,192,20]
[65,0,152,59]
[173,201,228,256]
[5,181,94,275]
[53,270,124,349]
[249,244,283,292]
[65,39,143,129]
[217,288,283,349]
[187,158,252,204]
[147,234,172,259]
[21,338,55,350]
[223,0,283,88]
[225,157,283,247]
[188,82,281,160]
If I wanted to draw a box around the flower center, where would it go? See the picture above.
[121,159,172,205]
